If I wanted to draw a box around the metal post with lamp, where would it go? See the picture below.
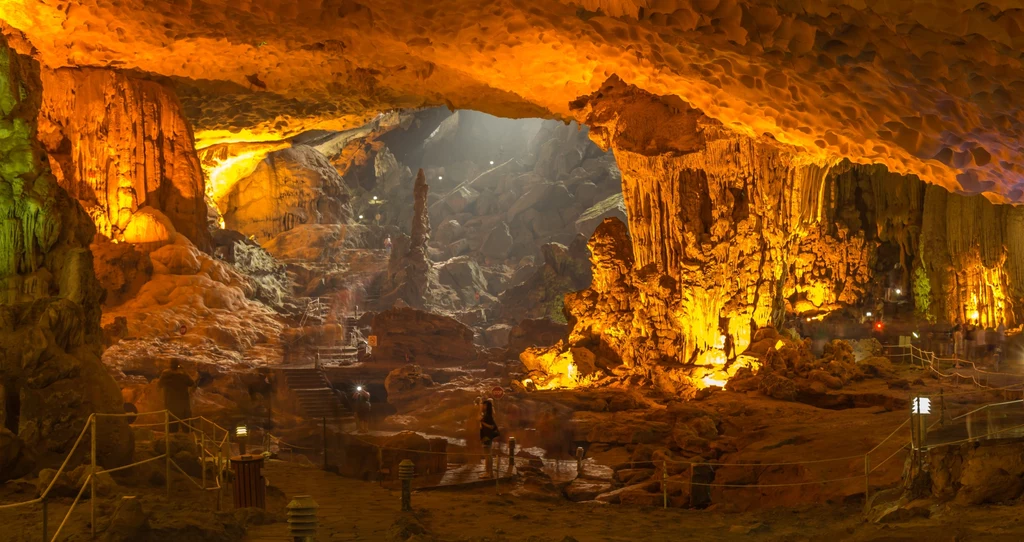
[911,396,930,477]
[236,423,248,455]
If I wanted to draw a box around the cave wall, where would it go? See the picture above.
[220,145,352,243]
[0,37,131,478]
[554,77,1024,391]
[37,67,211,251]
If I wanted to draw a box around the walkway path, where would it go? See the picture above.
[244,459,1024,542]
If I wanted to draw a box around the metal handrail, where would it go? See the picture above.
[950,399,1024,422]
[0,409,231,542]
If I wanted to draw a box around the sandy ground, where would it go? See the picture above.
[245,460,1024,542]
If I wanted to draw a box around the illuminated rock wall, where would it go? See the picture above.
[0,37,130,475]
[37,67,211,250]
[554,78,1024,393]
[219,145,352,242]
[569,78,872,370]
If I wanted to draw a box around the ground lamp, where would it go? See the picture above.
[911,397,930,474]
[236,424,249,455]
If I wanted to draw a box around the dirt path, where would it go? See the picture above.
[245,460,1024,542]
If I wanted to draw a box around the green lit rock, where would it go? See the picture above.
[0,34,132,477]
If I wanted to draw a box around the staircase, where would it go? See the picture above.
[279,368,352,421]
[317,345,360,365]
[299,298,330,327]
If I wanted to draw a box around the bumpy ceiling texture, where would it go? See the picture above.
[3,0,1023,200]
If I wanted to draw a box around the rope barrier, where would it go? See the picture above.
[869,444,910,474]
[49,473,92,542]
[922,420,1024,450]
[683,474,866,489]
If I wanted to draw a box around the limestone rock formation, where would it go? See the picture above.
[380,169,437,309]
[370,308,477,367]
[38,67,211,250]
[0,36,131,470]
[101,234,283,353]
[9,1,1024,203]
[499,237,592,324]
[220,145,352,242]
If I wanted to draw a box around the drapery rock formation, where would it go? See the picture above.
[518,77,1024,392]
[37,67,211,250]
[0,36,131,477]
[219,144,352,242]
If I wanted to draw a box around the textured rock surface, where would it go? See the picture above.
[221,144,351,242]
[0,36,131,468]
[5,1,1024,201]
[371,308,477,366]
[38,67,211,250]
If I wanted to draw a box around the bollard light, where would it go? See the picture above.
[399,459,415,512]
[287,495,319,542]
[372,196,377,201]
[911,397,931,415]
[236,424,249,455]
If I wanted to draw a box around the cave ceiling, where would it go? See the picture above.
[3,0,1024,200]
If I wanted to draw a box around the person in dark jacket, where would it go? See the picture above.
[352,386,371,433]
[480,399,500,477]
[157,360,195,433]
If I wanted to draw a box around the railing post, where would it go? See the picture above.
[863,455,870,513]
[216,448,222,511]
[507,437,516,476]
[91,415,97,538]
[688,463,694,508]
[165,410,171,496]
[662,461,668,509]
[322,416,328,471]
[940,388,945,426]
[575,446,584,478]
[201,430,207,490]
[42,498,47,542]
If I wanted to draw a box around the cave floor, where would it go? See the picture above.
[246,460,1024,541]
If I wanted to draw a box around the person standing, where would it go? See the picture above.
[479,398,500,478]
[352,386,371,433]
[383,236,393,256]
[157,360,195,433]
[953,323,964,363]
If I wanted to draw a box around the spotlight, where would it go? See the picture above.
[912,331,920,339]
[806,317,811,322]
[438,175,443,180]
[875,322,883,331]
[356,386,363,392]
[895,288,902,295]
[489,160,494,165]
[372,196,377,201]
[865,311,872,317]
[358,214,364,219]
